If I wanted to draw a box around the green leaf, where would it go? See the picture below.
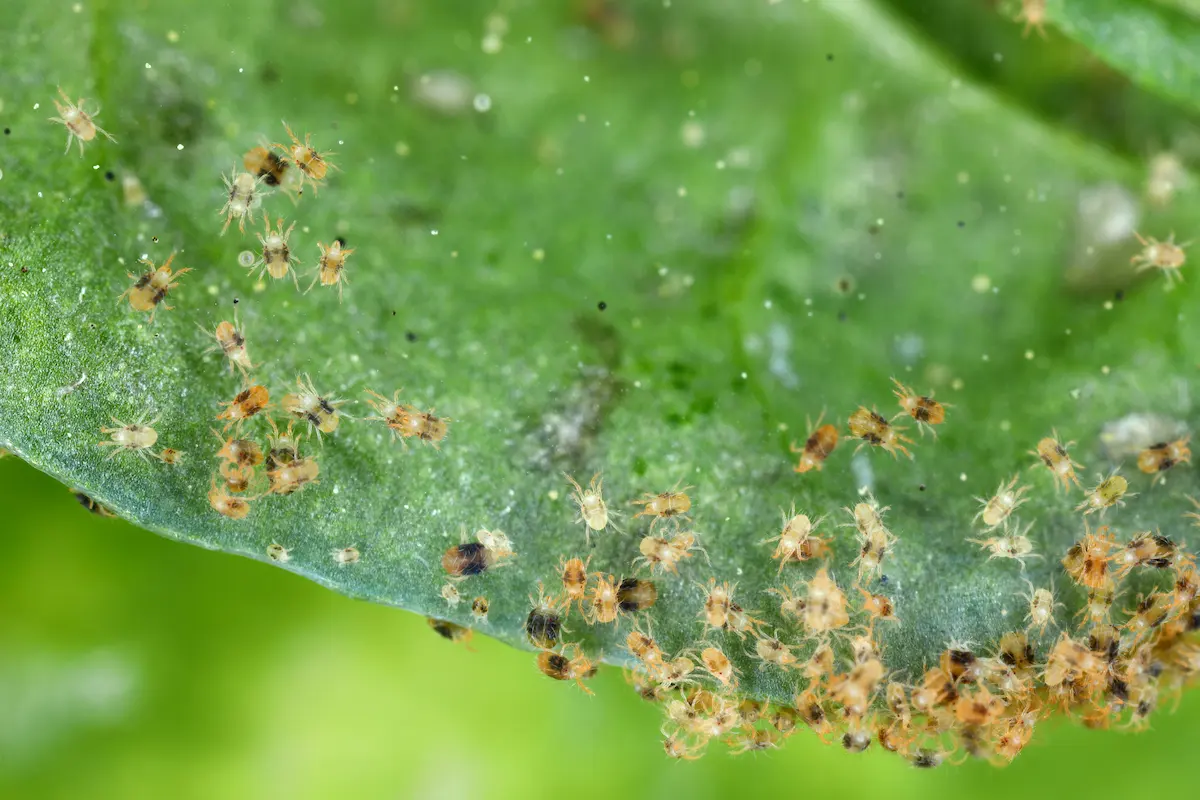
[3,0,1199,760]
[1046,0,1200,112]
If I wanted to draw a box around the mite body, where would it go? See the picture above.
[272,121,335,193]
[1131,231,1188,285]
[244,145,289,187]
[848,406,912,458]
[219,168,266,235]
[363,389,450,448]
[50,86,115,156]
[631,483,692,530]
[1014,0,1047,38]
[253,215,300,287]
[1029,431,1083,491]
[208,476,251,519]
[202,315,256,379]
[536,645,597,694]
[308,240,355,300]
[281,373,349,436]
[1076,472,1133,516]
[762,507,829,574]
[845,497,896,583]
[266,455,319,495]
[217,385,270,430]
[120,253,191,323]
[891,378,948,435]
[526,583,567,649]
[790,413,839,473]
[564,472,616,544]
[1137,436,1191,482]
[973,475,1029,529]
[97,415,160,460]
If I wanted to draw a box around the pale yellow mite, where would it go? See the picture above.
[49,86,116,156]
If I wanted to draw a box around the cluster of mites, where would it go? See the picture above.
[430,380,1199,766]
[53,88,1200,764]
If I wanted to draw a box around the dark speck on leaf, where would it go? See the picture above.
[896,190,905,199]
[1115,290,1125,302]
[104,170,115,181]
[391,310,397,316]
[406,331,418,342]
[837,311,847,322]
[260,62,281,84]
[957,221,965,228]
[3,127,10,135]
[598,301,607,311]
[233,298,240,305]
[919,483,926,491]
[826,54,834,61]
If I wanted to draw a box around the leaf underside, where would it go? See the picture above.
[3,0,1200,764]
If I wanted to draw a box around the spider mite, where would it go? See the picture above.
[266,543,291,562]
[803,566,851,637]
[726,726,782,756]
[97,415,160,460]
[536,644,597,695]
[442,541,493,579]
[526,583,567,649]
[272,121,336,193]
[891,377,949,436]
[212,429,264,469]
[440,582,462,608]
[252,215,300,288]
[1029,429,1083,491]
[475,528,516,562]
[428,617,473,645]
[219,167,267,235]
[661,730,706,762]
[208,475,251,519]
[762,506,830,574]
[697,578,735,632]
[848,406,912,459]
[789,412,839,473]
[588,573,620,624]
[751,631,797,670]
[201,314,257,379]
[845,495,896,583]
[631,482,692,531]
[1076,471,1134,516]
[470,596,489,623]
[617,577,658,614]
[1114,532,1179,578]
[1131,231,1189,285]
[243,145,289,187]
[626,625,667,677]
[1062,526,1116,590]
[1021,579,1061,635]
[120,253,192,324]
[306,240,355,301]
[217,385,270,430]
[973,475,1030,530]
[156,447,183,466]
[857,588,898,631]
[282,373,349,436]
[72,490,115,517]
[966,520,1039,570]
[219,462,256,494]
[699,645,739,688]
[1137,436,1191,482]
[267,452,320,495]
[265,417,301,470]
[564,471,618,545]
[332,546,360,566]
[1013,0,1048,39]
[49,86,116,156]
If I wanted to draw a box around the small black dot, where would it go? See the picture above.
[879,574,889,585]
[391,310,397,316]
[919,483,926,491]
[152,236,159,243]
[837,310,847,322]
[334,236,347,247]
[826,54,834,61]
[3,127,10,135]
[597,301,607,311]
[104,170,115,181]
[20,266,29,274]
[1115,289,1125,302]
[405,331,418,342]
[867,224,880,235]
[232,298,240,304]
[957,221,965,228]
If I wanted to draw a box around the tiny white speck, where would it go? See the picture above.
[145,63,152,69]
[430,229,438,236]
[33,102,40,110]
[764,299,772,309]
[473,93,492,112]
[1024,350,1034,360]
[583,75,590,82]
[238,68,244,73]
[960,473,967,482]
[740,372,747,379]
[176,144,184,150]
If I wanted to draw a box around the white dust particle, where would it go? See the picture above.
[237,251,255,267]
[971,274,991,293]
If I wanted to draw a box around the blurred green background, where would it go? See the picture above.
[3,452,1199,796]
